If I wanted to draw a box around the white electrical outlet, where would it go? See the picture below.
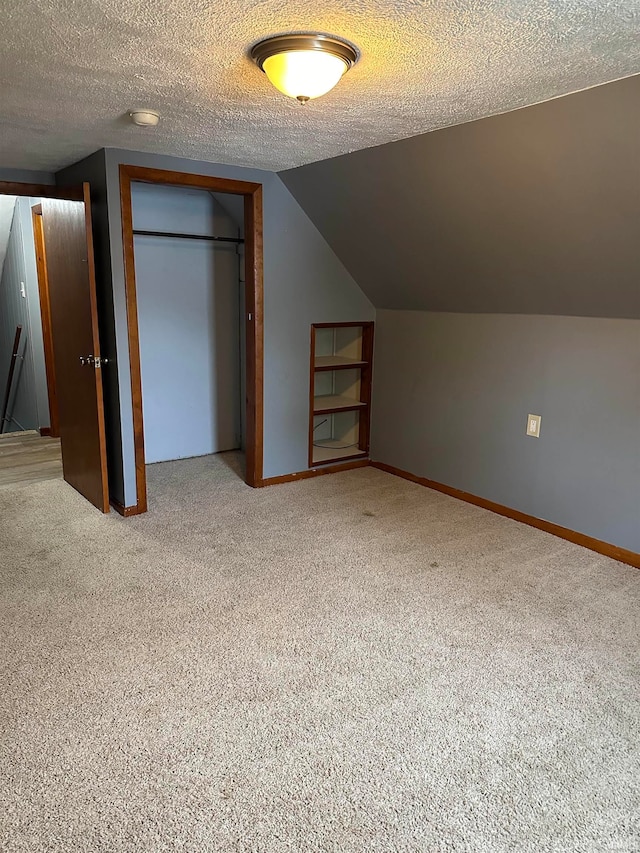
[526,414,541,438]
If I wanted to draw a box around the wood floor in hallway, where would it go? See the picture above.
[0,430,62,487]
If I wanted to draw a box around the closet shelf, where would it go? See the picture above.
[313,395,367,414]
[314,356,367,371]
[312,446,368,464]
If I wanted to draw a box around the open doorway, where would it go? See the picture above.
[131,183,245,469]
[0,194,62,485]
[0,181,109,511]
[119,166,264,515]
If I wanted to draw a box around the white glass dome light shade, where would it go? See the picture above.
[262,50,349,101]
[251,34,359,103]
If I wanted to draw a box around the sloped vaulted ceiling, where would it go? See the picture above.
[0,0,639,172]
[280,75,640,319]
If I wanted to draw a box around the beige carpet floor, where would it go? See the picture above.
[1,453,639,852]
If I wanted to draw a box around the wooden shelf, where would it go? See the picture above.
[309,321,374,469]
[313,395,367,414]
[314,356,367,371]
[312,445,368,465]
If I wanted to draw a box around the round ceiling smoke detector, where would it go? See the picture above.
[129,109,159,127]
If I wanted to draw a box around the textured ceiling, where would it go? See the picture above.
[0,0,639,173]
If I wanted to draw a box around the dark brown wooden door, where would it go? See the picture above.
[40,185,109,512]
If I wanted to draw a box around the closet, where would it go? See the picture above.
[131,183,245,465]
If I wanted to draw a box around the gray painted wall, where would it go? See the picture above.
[371,310,640,552]
[131,183,242,462]
[0,198,49,432]
[280,75,640,319]
[0,168,55,185]
[64,149,373,506]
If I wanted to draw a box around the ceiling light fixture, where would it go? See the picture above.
[251,34,358,104]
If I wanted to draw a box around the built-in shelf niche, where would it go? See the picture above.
[309,322,374,467]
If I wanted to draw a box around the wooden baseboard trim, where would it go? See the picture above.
[39,427,52,437]
[371,460,640,569]
[110,499,145,517]
[261,459,370,487]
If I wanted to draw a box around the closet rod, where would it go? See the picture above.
[133,229,244,244]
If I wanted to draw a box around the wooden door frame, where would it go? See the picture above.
[118,164,264,513]
[0,183,84,201]
[31,204,60,436]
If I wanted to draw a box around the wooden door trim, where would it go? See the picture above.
[0,182,84,201]
[31,205,60,437]
[81,183,110,512]
[118,164,265,513]
[110,498,141,518]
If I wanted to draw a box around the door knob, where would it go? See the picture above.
[80,355,109,367]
